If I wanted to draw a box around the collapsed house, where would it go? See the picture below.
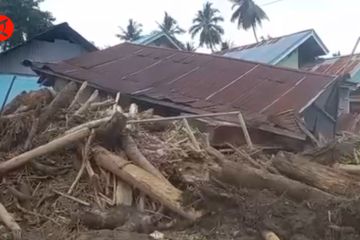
[3,42,360,240]
[27,42,344,150]
[2,67,360,239]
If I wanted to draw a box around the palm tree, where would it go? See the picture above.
[185,42,196,52]
[230,0,268,43]
[189,2,224,52]
[116,19,143,41]
[160,12,185,35]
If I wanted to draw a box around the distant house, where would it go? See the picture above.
[0,22,97,106]
[132,31,184,50]
[221,29,329,69]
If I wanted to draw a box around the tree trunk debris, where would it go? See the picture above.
[273,152,360,197]
[213,160,338,202]
[93,146,201,221]
[0,202,21,240]
[2,86,360,240]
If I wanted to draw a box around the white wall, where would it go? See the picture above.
[0,39,89,75]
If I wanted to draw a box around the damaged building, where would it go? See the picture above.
[26,42,346,150]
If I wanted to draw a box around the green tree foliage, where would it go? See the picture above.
[160,12,185,36]
[0,0,55,50]
[116,19,143,41]
[230,0,268,42]
[189,2,224,52]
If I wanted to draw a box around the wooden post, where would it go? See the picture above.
[237,112,254,150]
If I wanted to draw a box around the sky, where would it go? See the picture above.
[41,0,360,55]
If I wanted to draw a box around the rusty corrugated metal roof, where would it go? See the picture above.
[303,54,360,84]
[36,43,337,118]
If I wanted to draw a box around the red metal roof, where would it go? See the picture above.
[37,43,337,118]
[303,54,360,77]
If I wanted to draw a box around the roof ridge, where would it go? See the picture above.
[225,29,315,53]
[0,22,97,54]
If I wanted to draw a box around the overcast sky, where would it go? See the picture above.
[41,0,360,55]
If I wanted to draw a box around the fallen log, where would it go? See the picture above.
[96,112,127,149]
[273,153,360,197]
[66,117,111,134]
[213,161,337,202]
[335,164,360,175]
[0,128,90,175]
[93,146,201,221]
[68,81,88,111]
[89,99,115,111]
[76,205,152,232]
[76,230,150,240]
[122,135,169,183]
[262,230,281,240]
[115,179,133,206]
[38,81,78,132]
[73,90,99,117]
[0,202,21,240]
[205,146,227,165]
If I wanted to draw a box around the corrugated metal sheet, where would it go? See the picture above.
[36,43,337,120]
[221,29,328,64]
[302,54,360,84]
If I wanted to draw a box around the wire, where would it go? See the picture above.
[261,0,287,7]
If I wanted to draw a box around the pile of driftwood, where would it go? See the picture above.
[2,81,360,240]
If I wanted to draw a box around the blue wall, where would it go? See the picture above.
[0,74,41,105]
